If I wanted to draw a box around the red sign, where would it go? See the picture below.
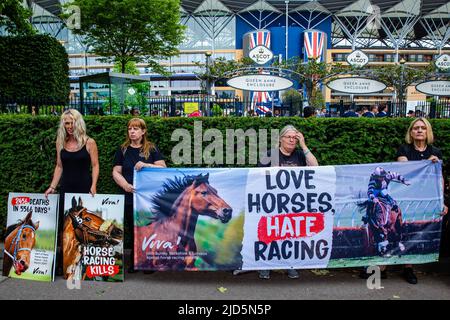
[257,213,325,244]
[86,265,120,278]
[11,197,30,206]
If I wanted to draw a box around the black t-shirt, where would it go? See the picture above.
[396,144,442,161]
[258,148,307,167]
[113,146,164,203]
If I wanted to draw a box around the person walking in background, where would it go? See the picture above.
[377,105,388,117]
[112,118,166,273]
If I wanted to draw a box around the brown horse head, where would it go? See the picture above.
[4,211,39,275]
[68,196,123,246]
[186,173,232,223]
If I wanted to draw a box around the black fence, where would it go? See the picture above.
[1,95,450,118]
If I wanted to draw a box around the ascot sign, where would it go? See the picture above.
[346,50,369,68]
[249,46,274,65]
[326,77,386,94]
[415,80,450,96]
[227,74,293,92]
[435,54,450,71]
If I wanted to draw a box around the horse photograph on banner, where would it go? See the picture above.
[63,194,124,282]
[330,161,443,268]
[3,193,58,282]
[134,169,246,271]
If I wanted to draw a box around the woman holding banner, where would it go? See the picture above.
[112,118,166,273]
[234,125,318,280]
[396,117,447,284]
[44,109,99,274]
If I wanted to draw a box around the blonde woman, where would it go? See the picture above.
[396,117,447,284]
[45,109,99,197]
[44,109,99,275]
[112,118,166,273]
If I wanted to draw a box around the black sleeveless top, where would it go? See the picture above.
[60,144,92,193]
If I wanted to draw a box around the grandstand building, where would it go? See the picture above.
[9,0,450,108]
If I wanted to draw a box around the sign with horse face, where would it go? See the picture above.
[63,194,124,282]
[134,161,443,271]
[3,193,58,282]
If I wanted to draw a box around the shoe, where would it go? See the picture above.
[232,270,247,276]
[143,270,155,274]
[287,269,299,279]
[127,266,137,274]
[258,270,270,280]
[402,267,417,284]
[359,267,370,279]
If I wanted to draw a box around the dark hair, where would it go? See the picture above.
[303,106,316,118]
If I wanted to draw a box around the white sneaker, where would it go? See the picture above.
[258,270,271,280]
[399,242,405,251]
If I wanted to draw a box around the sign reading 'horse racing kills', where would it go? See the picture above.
[3,193,58,282]
[134,161,444,271]
[63,194,124,282]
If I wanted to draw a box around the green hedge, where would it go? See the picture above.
[0,35,69,103]
[1,115,449,239]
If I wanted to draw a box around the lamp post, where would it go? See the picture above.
[285,0,289,61]
[205,51,212,115]
[399,57,406,116]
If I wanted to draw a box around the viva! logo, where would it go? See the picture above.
[257,213,325,244]
[11,197,30,206]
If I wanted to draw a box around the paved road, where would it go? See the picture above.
[1,241,449,300]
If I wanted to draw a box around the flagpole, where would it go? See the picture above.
[285,0,289,61]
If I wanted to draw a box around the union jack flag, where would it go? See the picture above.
[248,30,271,50]
[252,91,272,115]
[303,30,326,62]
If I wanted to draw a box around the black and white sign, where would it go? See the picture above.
[435,54,450,71]
[227,74,293,92]
[346,50,369,68]
[249,46,273,65]
[416,80,450,96]
[326,77,386,94]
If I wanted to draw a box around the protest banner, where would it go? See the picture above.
[134,161,443,271]
[3,193,58,281]
[63,193,124,282]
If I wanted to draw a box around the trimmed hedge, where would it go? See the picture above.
[0,35,69,103]
[1,115,449,239]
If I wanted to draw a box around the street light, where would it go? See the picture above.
[285,0,289,61]
[205,51,212,115]
[399,58,406,116]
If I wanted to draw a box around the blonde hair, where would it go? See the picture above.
[405,117,434,144]
[56,109,89,151]
[121,118,155,159]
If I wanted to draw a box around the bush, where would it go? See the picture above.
[1,115,449,239]
[0,34,69,104]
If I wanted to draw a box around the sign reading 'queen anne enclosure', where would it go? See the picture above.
[415,80,450,96]
[326,77,387,94]
[227,74,293,92]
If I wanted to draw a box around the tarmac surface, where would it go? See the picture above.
[1,243,449,300]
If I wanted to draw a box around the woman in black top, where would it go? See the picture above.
[112,118,166,273]
[394,117,448,284]
[44,109,99,274]
[258,125,318,279]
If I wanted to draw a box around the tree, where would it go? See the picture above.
[372,62,433,105]
[276,57,347,108]
[66,0,185,74]
[194,57,254,94]
[0,0,34,35]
